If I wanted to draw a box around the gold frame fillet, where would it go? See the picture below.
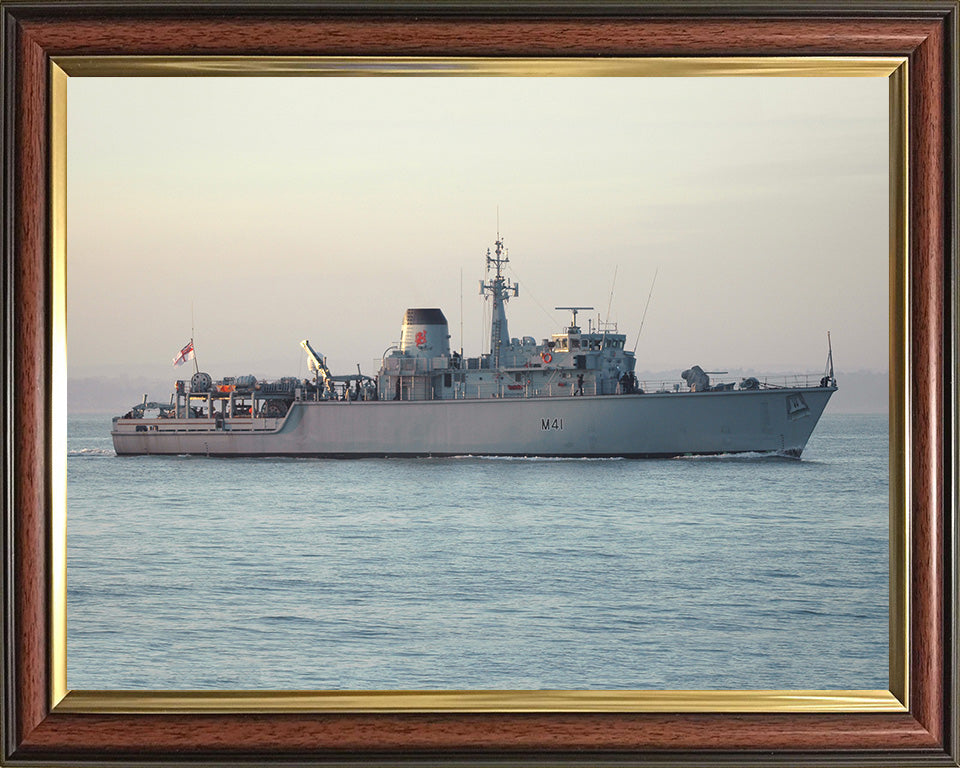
[49,55,909,715]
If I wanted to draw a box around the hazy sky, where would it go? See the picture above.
[67,76,888,382]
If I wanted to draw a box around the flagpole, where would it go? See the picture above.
[191,303,199,374]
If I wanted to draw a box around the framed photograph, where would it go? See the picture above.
[2,2,956,766]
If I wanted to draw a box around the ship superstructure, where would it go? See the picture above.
[112,236,837,458]
[379,237,638,404]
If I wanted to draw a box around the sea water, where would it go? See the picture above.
[66,412,888,691]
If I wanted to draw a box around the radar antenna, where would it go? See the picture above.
[555,306,594,333]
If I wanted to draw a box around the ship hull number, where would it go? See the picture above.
[541,418,564,431]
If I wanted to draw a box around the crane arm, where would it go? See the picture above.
[300,339,333,385]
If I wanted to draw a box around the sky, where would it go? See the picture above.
[66,75,888,384]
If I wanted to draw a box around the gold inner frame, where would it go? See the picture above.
[48,55,909,714]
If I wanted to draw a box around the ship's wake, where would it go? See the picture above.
[68,447,116,457]
[453,455,626,462]
[675,450,801,462]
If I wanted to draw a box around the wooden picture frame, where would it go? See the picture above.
[2,2,956,765]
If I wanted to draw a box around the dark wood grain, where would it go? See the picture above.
[2,4,956,765]
[13,712,942,756]
[16,16,943,56]
[12,21,49,750]
[908,14,946,748]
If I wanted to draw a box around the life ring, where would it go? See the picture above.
[541,352,553,364]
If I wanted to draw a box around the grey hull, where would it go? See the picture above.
[112,386,835,458]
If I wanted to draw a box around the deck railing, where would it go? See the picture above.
[113,417,284,433]
[637,373,830,393]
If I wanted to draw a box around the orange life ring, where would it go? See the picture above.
[541,352,553,364]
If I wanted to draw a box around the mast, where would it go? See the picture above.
[826,330,835,383]
[479,235,518,369]
[632,266,659,354]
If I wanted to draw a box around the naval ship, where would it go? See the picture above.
[112,236,837,458]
